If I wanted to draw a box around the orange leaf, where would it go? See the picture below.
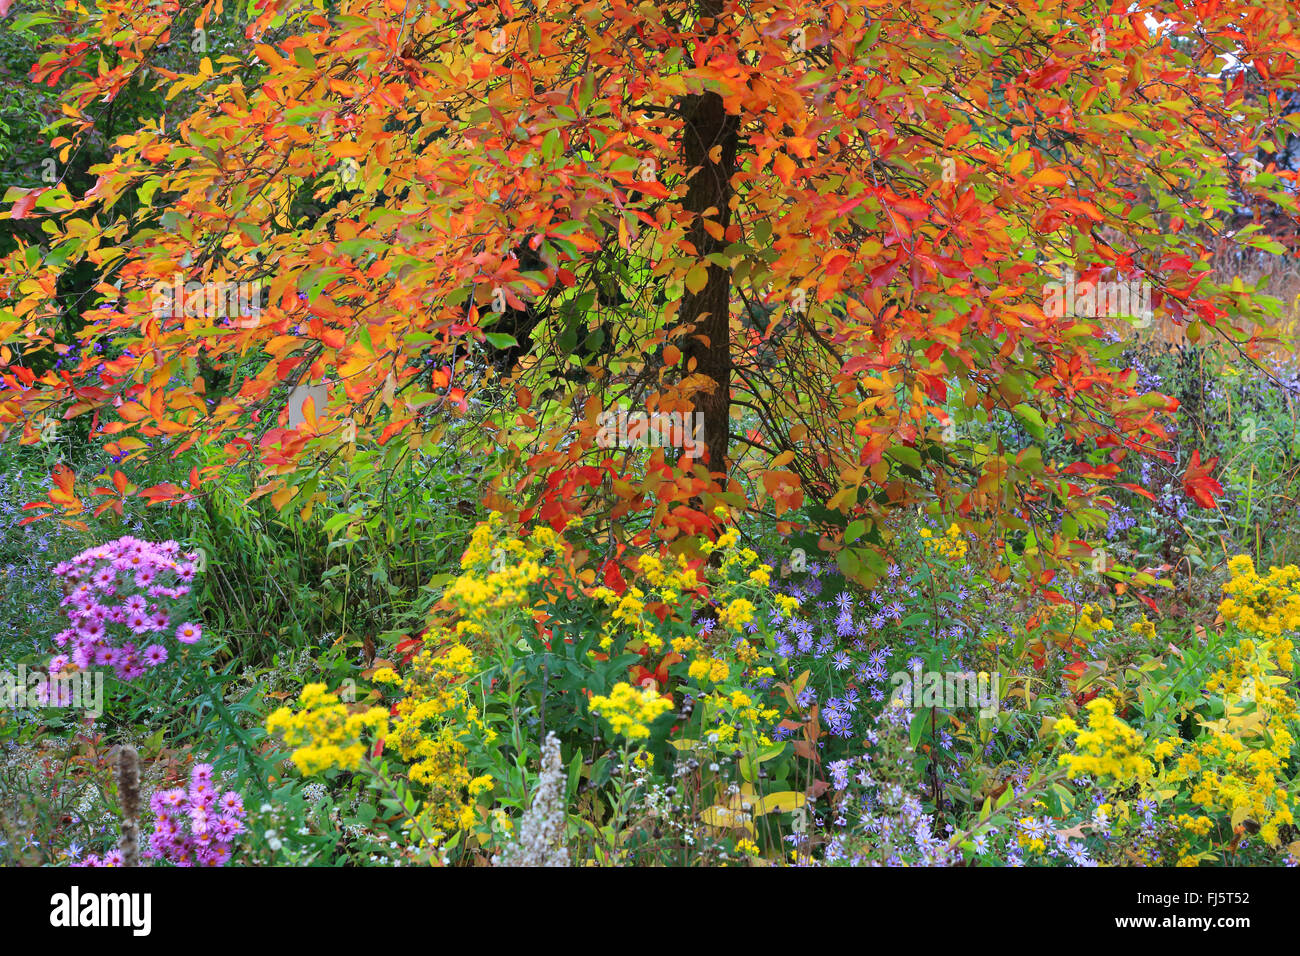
[1026,167,1069,189]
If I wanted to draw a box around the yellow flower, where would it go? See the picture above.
[687,656,729,684]
[266,684,388,777]
[719,598,756,630]
[384,641,492,847]
[1055,698,1154,784]
[586,682,674,740]
[1227,554,1255,578]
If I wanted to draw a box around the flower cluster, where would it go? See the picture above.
[1130,614,1157,640]
[1054,698,1153,784]
[918,523,968,562]
[266,683,389,776]
[694,687,779,750]
[587,681,674,740]
[142,764,247,866]
[1062,556,1300,864]
[446,514,558,641]
[1154,562,1299,853]
[588,550,704,653]
[1218,555,1300,639]
[77,764,246,867]
[1077,604,1115,633]
[493,732,570,866]
[48,536,204,681]
[377,642,494,846]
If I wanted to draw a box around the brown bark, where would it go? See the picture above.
[678,1,739,480]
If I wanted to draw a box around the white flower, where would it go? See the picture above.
[493,732,570,867]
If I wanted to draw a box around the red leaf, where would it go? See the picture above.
[1182,450,1223,509]
[601,559,626,594]
[1118,482,1156,502]
[9,188,43,219]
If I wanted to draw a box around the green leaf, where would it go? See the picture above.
[909,709,932,749]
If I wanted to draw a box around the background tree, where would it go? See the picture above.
[3,0,1297,591]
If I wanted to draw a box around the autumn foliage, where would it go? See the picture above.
[3,0,1297,588]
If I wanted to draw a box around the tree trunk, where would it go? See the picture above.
[678,0,739,479]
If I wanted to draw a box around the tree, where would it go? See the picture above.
[3,0,1296,587]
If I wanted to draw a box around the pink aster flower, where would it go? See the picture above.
[142,644,168,667]
[218,791,244,816]
[76,619,106,642]
[190,781,217,810]
[211,816,242,841]
[175,622,202,644]
[71,642,95,669]
[199,845,231,866]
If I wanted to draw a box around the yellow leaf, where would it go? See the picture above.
[685,264,709,294]
[750,790,806,816]
[700,805,754,832]
[270,484,297,511]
